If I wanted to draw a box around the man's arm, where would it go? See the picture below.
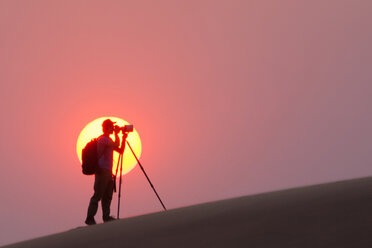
[113,131,120,148]
[104,127,120,149]
[114,133,128,153]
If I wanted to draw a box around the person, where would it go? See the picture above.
[85,119,127,225]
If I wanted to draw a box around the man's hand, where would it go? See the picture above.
[122,132,128,140]
[114,126,121,134]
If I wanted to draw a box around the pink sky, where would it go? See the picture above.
[0,0,371,245]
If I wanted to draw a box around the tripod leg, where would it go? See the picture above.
[113,153,121,193]
[126,141,167,211]
[117,152,123,219]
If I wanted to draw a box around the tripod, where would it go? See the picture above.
[114,138,167,219]
[114,151,124,219]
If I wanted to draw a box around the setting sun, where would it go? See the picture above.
[76,117,142,175]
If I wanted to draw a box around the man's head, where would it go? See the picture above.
[102,119,116,134]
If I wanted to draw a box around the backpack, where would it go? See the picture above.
[82,138,99,175]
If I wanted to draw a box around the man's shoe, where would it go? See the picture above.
[85,217,96,225]
[103,216,117,222]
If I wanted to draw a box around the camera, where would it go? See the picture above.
[115,124,134,133]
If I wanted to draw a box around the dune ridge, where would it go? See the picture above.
[4,176,372,248]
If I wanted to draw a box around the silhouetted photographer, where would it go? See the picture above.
[85,119,127,225]
[82,118,166,225]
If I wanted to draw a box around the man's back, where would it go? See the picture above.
[97,135,114,171]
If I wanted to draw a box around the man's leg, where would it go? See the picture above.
[86,171,110,223]
[102,175,114,221]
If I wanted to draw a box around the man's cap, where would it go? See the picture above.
[102,119,116,128]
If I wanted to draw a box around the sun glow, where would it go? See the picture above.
[76,117,142,175]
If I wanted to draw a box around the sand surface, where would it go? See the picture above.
[3,177,372,248]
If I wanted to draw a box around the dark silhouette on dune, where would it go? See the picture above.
[5,177,372,248]
[85,119,127,225]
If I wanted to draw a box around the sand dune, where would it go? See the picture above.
[4,177,372,248]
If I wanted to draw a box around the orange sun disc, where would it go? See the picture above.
[76,117,142,175]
